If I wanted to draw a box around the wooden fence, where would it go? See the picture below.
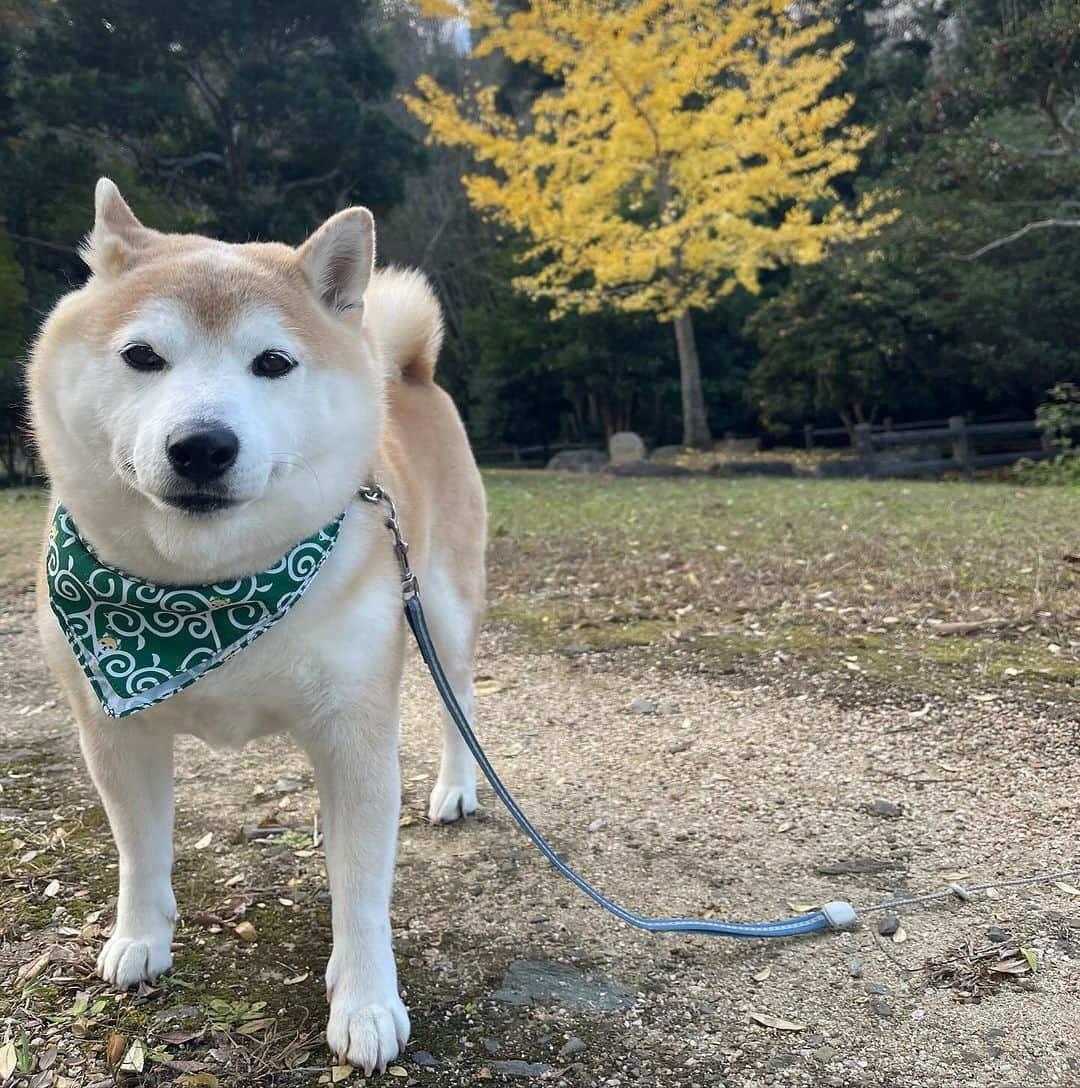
[804,417,952,450]
[852,416,1058,478]
[471,441,600,467]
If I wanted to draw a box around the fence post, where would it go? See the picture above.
[804,423,814,450]
[854,423,875,477]
[948,416,972,478]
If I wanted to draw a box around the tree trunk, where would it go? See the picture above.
[672,311,713,449]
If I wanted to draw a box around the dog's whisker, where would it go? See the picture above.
[271,453,324,503]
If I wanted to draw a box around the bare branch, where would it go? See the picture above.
[8,232,78,255]
[280,168,341,195]
[159,151,225,170]
[958,218,1080,260]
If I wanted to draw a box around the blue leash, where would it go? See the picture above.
[361,485,858,941]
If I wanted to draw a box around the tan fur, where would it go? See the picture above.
[28,180,486,1071]
[365,267,445,384]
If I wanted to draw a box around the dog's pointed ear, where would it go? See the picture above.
[81,178,155,278]
[298,207,375,314]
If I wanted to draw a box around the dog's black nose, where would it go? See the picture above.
[167,427,239,483]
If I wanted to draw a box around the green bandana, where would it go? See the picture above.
[46,504,345,719]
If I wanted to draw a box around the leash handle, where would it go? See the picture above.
[359,483,856,940]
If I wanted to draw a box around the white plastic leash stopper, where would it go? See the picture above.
[821,901,858,930]
[948,883,972,902]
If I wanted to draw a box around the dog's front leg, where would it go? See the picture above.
[80,717,176,988]
[301,710,410,1074]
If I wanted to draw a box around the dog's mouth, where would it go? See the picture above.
[161,492,240,515]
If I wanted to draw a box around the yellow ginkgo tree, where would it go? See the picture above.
[407,0,894,448]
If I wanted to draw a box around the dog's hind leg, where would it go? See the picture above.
[80,717,177,989]
[420,563,479,824]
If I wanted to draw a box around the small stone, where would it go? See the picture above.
[877,914,901,937]
[483,1039,500,1056]
[558,1038,587,1060]
[560,644,590,658]
[272,776,304,795]
[242,823,287,841]
[984,1029,1006,1041]
[491,1060,553,1078]
[847,955,865,979]
[863,983,889,996]
[868,800,903,818]
[410,1051,440,1068]
[987,926,1009,943]
[870,999,894,1018]
[630,698,660,715]
[813,1047,837,1065]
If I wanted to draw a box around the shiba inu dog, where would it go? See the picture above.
[28,179,486,1074]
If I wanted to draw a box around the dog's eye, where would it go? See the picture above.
[121,343,167,371]
[251,350,296,379]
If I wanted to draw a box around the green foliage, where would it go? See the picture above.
[14,0,423,242]
[1014,383,1080,485]
[1035,382,1080,450]
[748,0,1080,436]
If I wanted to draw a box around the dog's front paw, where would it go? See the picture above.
[326,990,410,1075]
[97,928,173,989]
[428,777,477,824]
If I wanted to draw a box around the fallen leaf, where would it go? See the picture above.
[388,1068,407,1078]
[970,693,997,703]
[752,966,771,982]
[934,622,984,637]
[1020,947,1040,973]
[105,1031,126,1066]
[1053,882,1080,897]
[15,949,51,988]
[43,879,60,898]
[235,1018,276,1036]
[0,1042,17,1080]
[474,679,504,696]
[233,921,257,943]
[120,1039,146,1073]
[177,1075,220,1087]
[331,1064,355,1082]
[786,901,815,913]
[194,832,213,850]
[283,972,309,986]
[749,1011,806,1032]
[892,926,908,944]
[989,958,1029,975]
[399,814,420,827]
[157,1029,204,1045]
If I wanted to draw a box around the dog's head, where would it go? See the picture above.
[30,179,385,576]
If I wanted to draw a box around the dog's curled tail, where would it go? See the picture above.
[365,266,444,384]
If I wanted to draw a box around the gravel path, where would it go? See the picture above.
[3,598,1079,1087]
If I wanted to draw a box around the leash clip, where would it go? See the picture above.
[359,484,419,599]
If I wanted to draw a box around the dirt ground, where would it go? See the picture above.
[2,478,1079,1087]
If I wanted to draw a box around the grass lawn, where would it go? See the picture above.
[3,474,1077,710]
[485,471,1079,710]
